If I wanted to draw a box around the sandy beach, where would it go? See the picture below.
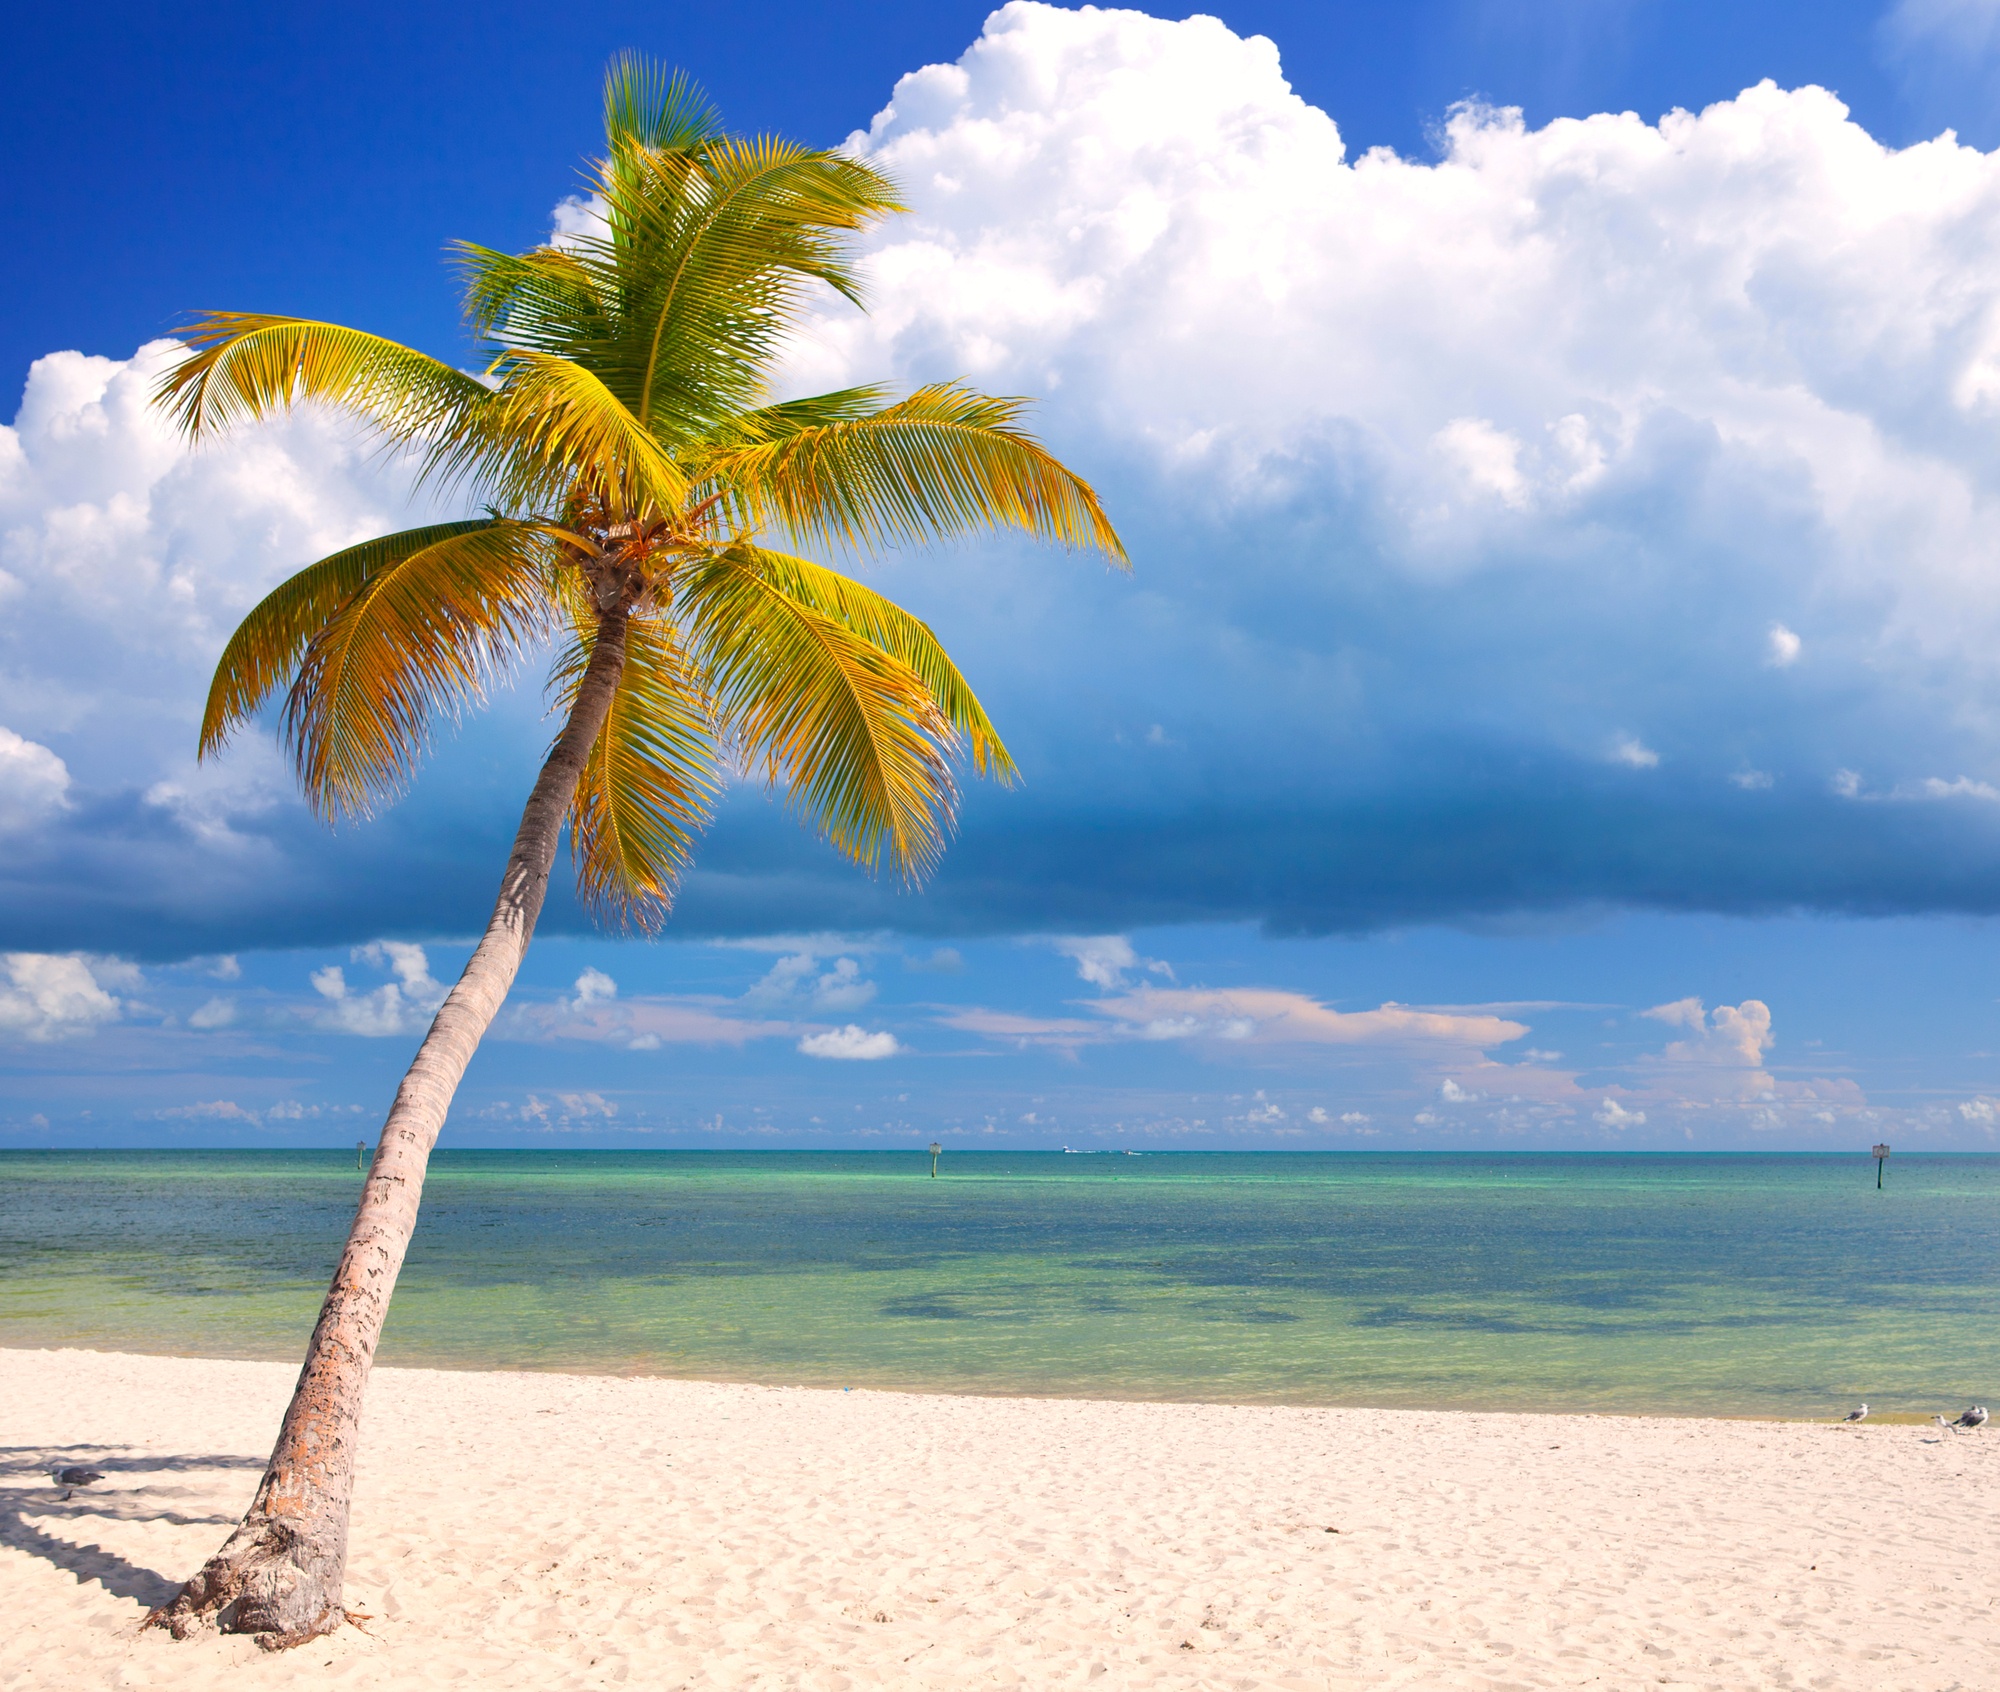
[2,1348,1994,1690]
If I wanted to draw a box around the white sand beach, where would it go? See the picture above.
[2,1348,1994,1690]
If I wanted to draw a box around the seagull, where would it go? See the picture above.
[1957,1406,1990,1429]
[1839,1404,1868,1424]
[1932,1415,1957,1433]
[51,1466,104,1501]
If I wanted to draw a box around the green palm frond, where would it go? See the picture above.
[551,587,723,929]
[587,138,904,440]
[455,243,607,352]
[729,545,1016,780]
[155,315,489,444]
[602,54,720,153]
[680,553,958,879]
[283,524,559,817]
[455,120,902,450]
[704,383,1127,558]
[715,385,895,434]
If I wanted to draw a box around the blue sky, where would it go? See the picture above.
[11,0,2000,1148]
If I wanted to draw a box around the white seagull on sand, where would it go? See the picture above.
[1839,1404,1868,1424]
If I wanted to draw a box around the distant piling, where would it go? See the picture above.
[1873,1142,1891,1189]
[356,1139,368,1172]
[929,1141,942,1178]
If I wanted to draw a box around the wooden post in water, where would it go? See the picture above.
[356,1140,367,1172]
[929,1141,942,1178]
[1873,1142,1891,1189]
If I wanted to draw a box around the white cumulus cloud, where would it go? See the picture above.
[775,0,2000,832]
[0,341,440,846]
[1049,935,1173,989]
[745,951,878,1012]
[798,1025,904,1060]
[0,952,129,1042]
[310,941,447,1036]
[0,727,69,830]
[188,996,235,1030]
[1644,997,1775,1067]
[1432,418,1530,508]
[571,967,617,1010]
[1919,775,2000,799]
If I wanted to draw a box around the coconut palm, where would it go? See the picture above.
[144,56,1121,1649]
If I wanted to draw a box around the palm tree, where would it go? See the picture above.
[144,57,1121,1650]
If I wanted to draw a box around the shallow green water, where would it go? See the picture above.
[3,1150,1995,1416]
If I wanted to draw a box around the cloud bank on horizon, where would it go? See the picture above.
[13,3,2000,960]
[11,925,1883,1148]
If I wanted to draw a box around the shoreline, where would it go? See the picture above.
[6,1347,1995,1689]
[1,1338,1934,1423]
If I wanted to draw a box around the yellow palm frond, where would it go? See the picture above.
[283,524,559,817]
[734,545,1016,780]
[155,314,488,445]
[679,553,958,879]
[704,383,1126,558]
[550,586,723,929]
[199,520,523,759]
[474,351,689,515]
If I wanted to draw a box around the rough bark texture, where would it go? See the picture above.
[147,608,631,1650]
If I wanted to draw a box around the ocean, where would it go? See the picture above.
[4,1149,1995,1417]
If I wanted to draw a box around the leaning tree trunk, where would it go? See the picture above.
[146,607,630,1651]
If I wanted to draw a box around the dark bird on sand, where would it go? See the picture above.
[1839,1404,1868,1424]
[1957,1406,1990,1429]
[52,1467,104,1488]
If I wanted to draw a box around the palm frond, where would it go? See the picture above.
[712,385,895,435]
[199,519,525,759]
[470,351,689,515]
[283,524,559,817]
[155,315,489,444]
[734,545,1015,780]
[455,243,606,350]
[679,553,958,878]
[703,383,1127,558]
[551,594,723,930]
[603,54,720,153]
[585,138,904,440]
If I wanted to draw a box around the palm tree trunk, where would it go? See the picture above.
[147,607,631,1651]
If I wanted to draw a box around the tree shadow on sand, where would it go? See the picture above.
[0,1445,263,1609]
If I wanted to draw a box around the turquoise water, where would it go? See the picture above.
[3,1150,1995,1417]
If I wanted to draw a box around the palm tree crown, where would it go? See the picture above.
[160,55,1123,927]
